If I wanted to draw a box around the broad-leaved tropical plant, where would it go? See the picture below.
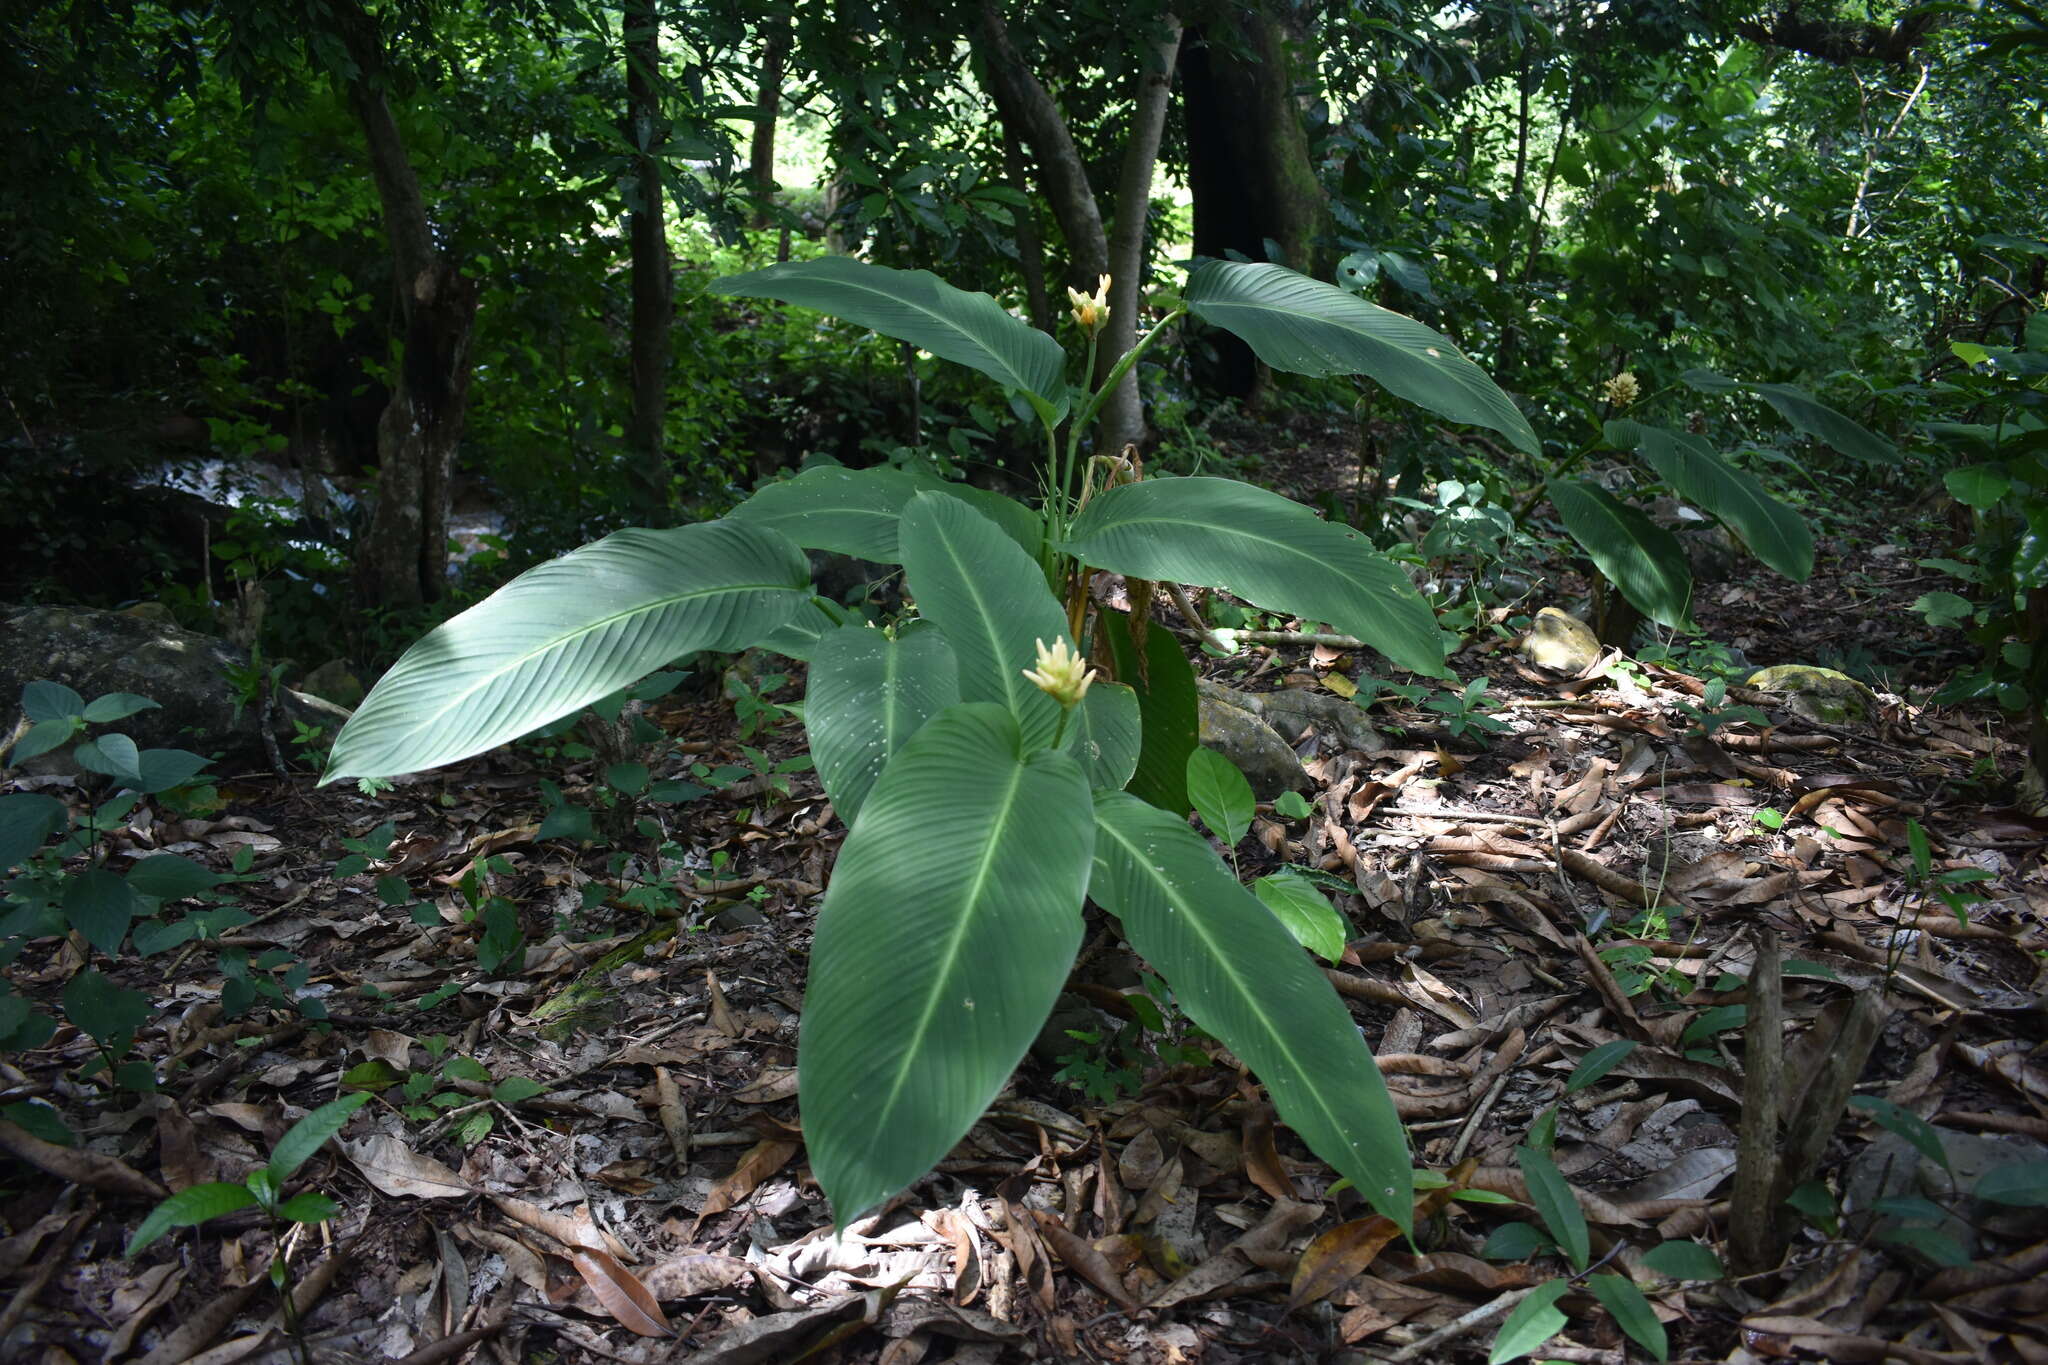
[323,256,1539,1232]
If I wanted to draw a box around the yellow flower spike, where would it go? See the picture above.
[1602,371,1641,407]
[1067,274,1111,334]
[1021,637,1097,708]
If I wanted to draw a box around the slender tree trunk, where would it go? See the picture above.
[339,14,477,608]
[1096,17,1182,457]
[973,3,1108,287]
[974,2,1178,456]
[748,16,789,224]
[625,0,672,518]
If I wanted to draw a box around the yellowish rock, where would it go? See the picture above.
[1745,664,1877,725]
[1520,607,1602,674]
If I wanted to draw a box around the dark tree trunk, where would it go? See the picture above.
[1179,5,1333,401]
[748,16,789,224]
[625,0,672,518]
[1096,17,1181,458]
[339,9,478,608]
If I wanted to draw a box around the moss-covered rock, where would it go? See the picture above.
[1745,664,1878,725]
[1520,607,1603,674]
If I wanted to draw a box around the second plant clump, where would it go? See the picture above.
[322,255,1554,1233]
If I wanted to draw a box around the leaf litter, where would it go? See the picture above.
[2,508,2045,1364]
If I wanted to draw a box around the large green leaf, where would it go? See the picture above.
[1184,261,1539,456]
[730,465,922,560]
[1063,478,1447,677]
[1611,421,1813,580]
[712,257,1070,428]
[800,704,1093,1225]
[1058,681,1140,792]
[1682,369,1897,465]
[1089,792,1413,1231]
[323,521,812,783]
[1099,608,1199,813]
[1546,480,1694,630]
[898,492,1068,748]
[805,621,959,826]
[126,1183,260,1257]
[728,465,1043,564]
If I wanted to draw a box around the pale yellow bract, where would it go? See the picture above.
[1021,637,1097,708]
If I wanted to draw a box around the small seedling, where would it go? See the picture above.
[129,1092,371,1363]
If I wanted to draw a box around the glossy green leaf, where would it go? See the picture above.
[324,521,812,783]
[20,681,85,722]
[1565,1040,1638,1094]
[1058,680,1140,792]
[1976,1161,2048,1207]
[800,704,1092,1226]
[0,793,69,872]
[135,748,210,795]
[1185,260,1539,456]
[1850,1095,1950,1172]
[1090,792,1412,1231]
[1186,748,1255,846]
[1683,369,1897,465]
[268,1093,373,1182]
[1547,479,1695,630]
[64,867,136,954]
[492,1076,547,1105]
[712,257,1070,427]
[1517,1144,1590,1270]
[1063,478,1447,677]
[1253,872,1350,962]
[1590,1273,1668,1361]
[81,693,159,724]
[806,620,960,826]
[126,854,222,900]
[898,493,1068,749]
[76,733,142,784]
[127,1183,259,1256]
[730,464,924,560]
[1487,1280,1569,1364]
[1100,608,1200,813]
[1614,421,1813,580]
[275,1191,342,1225]
[1481,1221,1548,1261]
[61,968,148,1046]
[1945,464,2012,510]
[1643,1240,1725,1280]
[6,718,76,764]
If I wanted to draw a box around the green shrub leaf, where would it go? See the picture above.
[1488,1280,1569,1364]
[712,257,1070,428]
[1185,260,1539,455]
[1063,478,1447,677]
[127,1182,259,1256]
[800,704,1093,1227]
[1516,1143,1590,1270]
[804,620,959,826]
[1614,421,1813,580]
[1252,872,1350,962]
[1090,792,1412,1231]
[323,521,812,783]
[1547,479,1695,630]
[1185,748,1255,846]
[1590,1273,1669,1361]
[268,1093,372,1182]
[898,493,1068,749]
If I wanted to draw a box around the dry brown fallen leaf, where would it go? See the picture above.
[346,1133,473,1199]
[569,1246,672,1338]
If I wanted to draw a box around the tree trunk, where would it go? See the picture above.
[1000,119,1055,336]
[974,2,1178,456]
[1179,6,1333,401]
[341,33,478,609]
[748,16,789,223]
[625,0,672,519]
[1096,18,1182,458]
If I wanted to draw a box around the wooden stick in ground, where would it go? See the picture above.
[1731,928,1785,1276]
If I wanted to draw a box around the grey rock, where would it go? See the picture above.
[1198,678,1384,754]
[298,658,366,710]
[1,604,350,771]
[1196,688,1309,799]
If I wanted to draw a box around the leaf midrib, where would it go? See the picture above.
[775,272,1059,403]
[373,574,801,745]
[1096,811,1389,1192]
[870,754,1026,1132]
